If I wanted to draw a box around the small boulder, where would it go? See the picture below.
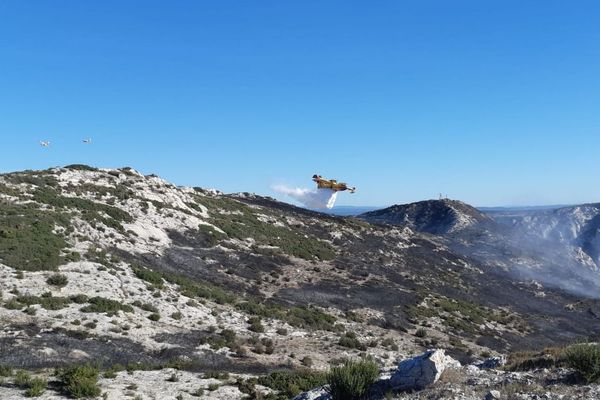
[389,349,460,391]
[477,356,506,369]
[37,347,58,357]
[292,385,331,400]
[484,389,501,400]
[68,349,90,360]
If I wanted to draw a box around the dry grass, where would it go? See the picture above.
[504,347,568,371]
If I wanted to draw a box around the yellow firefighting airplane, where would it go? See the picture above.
[312,174,356,193]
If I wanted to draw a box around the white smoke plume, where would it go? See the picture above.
[273,185,339,209]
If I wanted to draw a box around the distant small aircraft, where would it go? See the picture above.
[312,174,356,193]
[82,138,92,144]
[39,141,51,147]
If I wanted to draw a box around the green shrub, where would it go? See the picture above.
[566,343,600,383]
[24,306,37,315]
[57,364,101,398]
[284,306,337,331]
[84,321,97,329]
[0,364,13,377]
[237,301,337,331]
[327,359,379,400]
[0,203,68,271]
[204,371,230,380]
[161,272,235,304]
[69,294,89,304]
[16,295,71,310]
[148,313,161,321]
[132,301,158,313]
[32,187,133,229]
[415,328,427,338]
[80,297,133,315]
[4,299,23,310]
[103,369,117,379]
[199,329,238,350]
[14,370,31,387]
[248,317,265,333]
[258,370,328,398]
[236,377,257,395]
[64,164,97,171]
[133,266,164,287]
[301,356,313,367]
[47,273,68,287]
[197,224,227,246]
[24,377,47,397]
[171,311,182,320]
[338,332,366,351]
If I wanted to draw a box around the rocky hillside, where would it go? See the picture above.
[1,166,600,399]
[360,199,600,299]
[360,199,492,234]
[494,204,600,270]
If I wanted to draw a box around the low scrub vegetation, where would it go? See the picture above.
[248,316,265,333]
[338,332,366,351]
[505,347,567,371]
[64,164,98,171]
[327,359,379,400]
[0,364,13,377]
[133,265,164,287]
[24,377,47,397]
[57,364,101,398]
[161,270,236,305]
[199,329,238,351]
[406,295,526,337]
[505,342,600,384]
[237,300,337,331]
[195,195,335,260]
[0,202,68,271]
[47,273,69,287]
[33,186,133,232]
[15,294,71,310]
[80,296,133,315]
[197,224,227,247]
[258,369,328,399]
[566,343,600,383]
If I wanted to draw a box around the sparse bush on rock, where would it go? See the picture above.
[47,273,68,287]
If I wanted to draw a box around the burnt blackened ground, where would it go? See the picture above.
[115,196,600,359]
[0,323,279,375]
[0,324,165,369]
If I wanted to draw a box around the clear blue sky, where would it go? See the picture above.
[1,1,599,207]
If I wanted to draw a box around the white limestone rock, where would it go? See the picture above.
[389,349,461,391]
